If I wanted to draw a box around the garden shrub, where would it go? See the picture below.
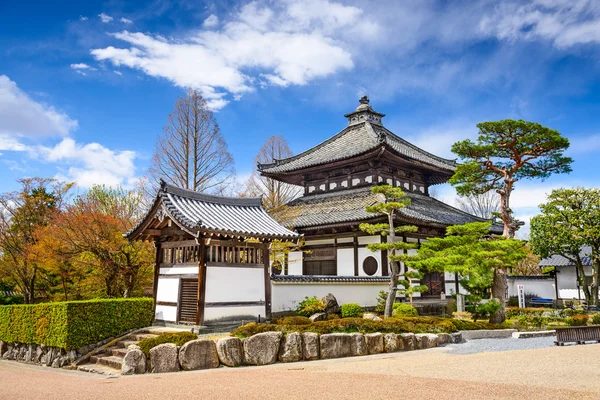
[566,314,588,326]
[138,332,198,357]
[505,307,552,318]
[0,298,153,350]
[327,314,340,320]
[591,313,600,325]
[340,303,363,318]
[392,303,418,317]
[375,290,387,313]
[452,311,473,320]
[274,316,312,325]
[296,296,326,317]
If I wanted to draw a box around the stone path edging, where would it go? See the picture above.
[459,329,517,340]
[512,330,556,339]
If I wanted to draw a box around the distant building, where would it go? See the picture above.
[539,245,594,301]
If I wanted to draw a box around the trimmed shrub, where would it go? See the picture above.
[327,314,340,320]
[274,316,312,325]
[340,303,363,318]
[375,290,387,313]
[591,313,600,325]
[296,296,326,317]
[138,332,198,357]
[566,314,588,327]
[0,298,153,350]
[392,303,418,317]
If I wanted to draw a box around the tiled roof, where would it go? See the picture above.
[258,121,456,174]
[538,246,592,267]
[284,187,503,233]
[507,275,552,281]
[271,275,390,283]
[127,182,299,240]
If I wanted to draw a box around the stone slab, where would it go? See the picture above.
[460,329,517,340]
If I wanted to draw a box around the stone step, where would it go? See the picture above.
[118,340,138,349]
[94,355,123,370]
[78,362,120,376]
[111,348,128,357]
[132,333,159,341]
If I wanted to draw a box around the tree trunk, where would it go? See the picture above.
[384,212,397,318]
[489,267,507,324]
[575,255,592,305]
[591,260,599,306]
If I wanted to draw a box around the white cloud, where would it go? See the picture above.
[80,16,88,21]
[33,138,137,188]
[203,14,219,28]
[70,63,95,70]
[90,0,373,109]
[98,13,113,23]
[120,17,133,24]
[0,75,77,139]
[113,70,123,76]
[568,134,600,154]
[0,135,26,151]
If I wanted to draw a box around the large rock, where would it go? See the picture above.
[179,339,219,371]
[400,333,416,351]
[150,343,180,373]
[216,337,244,367]
[362,313,382,321]
[34,346,44,363]
[384,333,403,353]
[349,333,367,356]
[437,333,451,345]
[243,332,283,365]
[320,333,353,359]
[420,334,438,348]
[365,333,384,354]
[24,344,34,363]
[0,341,5,357]
[301,332,319,360]
[321,293,340,314]
[51,356,66,368]
[122,348,147,375]
[279,332,302,363]
[450,332,463,344]
[309,313,327,322]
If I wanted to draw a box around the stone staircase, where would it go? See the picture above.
[78,332,159,375]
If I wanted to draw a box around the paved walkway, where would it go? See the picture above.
[1,343,599,399]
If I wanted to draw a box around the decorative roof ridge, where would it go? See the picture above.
[161,180,263,207]
[406,191,494,223]
[257,122,371,172]
[377,126,457,167]
[287,186,377,203]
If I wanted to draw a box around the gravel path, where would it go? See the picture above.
[446,336,556,354]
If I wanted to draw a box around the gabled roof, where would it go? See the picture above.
[258,98,456,175]
[539,246,592,267]
[127,182,299,241]
[284,186,503,233]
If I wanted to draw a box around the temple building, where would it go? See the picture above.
[259,97,502,311]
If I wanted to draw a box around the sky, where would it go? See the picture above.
[1,0,600,238]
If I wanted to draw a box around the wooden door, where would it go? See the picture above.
[422,272,444,297]
[178,279,198,324]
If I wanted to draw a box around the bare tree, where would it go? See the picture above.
[246,135,301,215]
[150,89,235,193]
[456,191,500,219]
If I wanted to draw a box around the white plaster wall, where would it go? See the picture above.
[204,305,266,322]
[305,238,335,246]
[288,251,303,275]
[155,305,177,322]
[272,283,388,312]
[358,235,380,245]
[337,237,354,244]
[556,266,593,291]
[159,266,198,275]
[507,279,555,299]
[337,248,354,276]
[205,267,264,303]
[156,277,179,303]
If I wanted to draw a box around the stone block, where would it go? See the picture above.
[319,333,353,359]
[365,333,384,354]
[309,313,327,322]
[384,333,403,353]
[279,332,302,363]
[216,337,244,367]
[243,332,283,366]
[122,348,147,375]
[301,332,319,360]
[362,313,382,321]
[349,333,367,356]
[460,329,516,340]
[451,332,463,343]
[437,333,451,345]
[179,339,219,371]
[400,333,416,351]
[150,343,180,373]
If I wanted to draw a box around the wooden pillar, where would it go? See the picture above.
[152,239,162,321]
[353,234,359,276]
[196,236,207,326]
[263,242,272,321]
[554,266,560,305]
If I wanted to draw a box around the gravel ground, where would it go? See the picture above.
[446,336,557,354]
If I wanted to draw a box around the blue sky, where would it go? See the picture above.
[1,0,600,237]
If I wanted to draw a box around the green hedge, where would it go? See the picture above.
[0,298,153,350]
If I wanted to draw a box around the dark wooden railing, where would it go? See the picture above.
[555,325,600,346]
[160,239,265,266]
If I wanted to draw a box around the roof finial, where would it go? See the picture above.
[359,95,369,105]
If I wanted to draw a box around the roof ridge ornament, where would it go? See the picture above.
[344,96,385,127]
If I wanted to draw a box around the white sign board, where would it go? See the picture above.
[517,285,525,308]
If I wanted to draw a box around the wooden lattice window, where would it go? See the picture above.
[303,247,336,276]
[363,256,378,276]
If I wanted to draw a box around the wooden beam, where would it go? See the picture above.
[353,234,359,276]
[196,236,207,326]
[263,242,272,321]
[152,240,162,321]
[381,234,388,276]
[145,229,162,236]
[162,227,193,237]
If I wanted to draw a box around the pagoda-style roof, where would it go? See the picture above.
[284,186,503,233]
[127,181,299,241]
[258,97,456,184]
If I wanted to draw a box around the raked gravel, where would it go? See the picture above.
[446,336,556,354]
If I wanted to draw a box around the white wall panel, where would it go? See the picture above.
[205,267,264,303]
[288,251,303,275]
[155,305,177,322]
[160,266,198,275]
[358,235,380,245]
[337,248,354,276]
[156,277,179,303]
[204,305,266,322]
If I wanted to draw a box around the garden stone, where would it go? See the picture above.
[216,337,243,367]
[279,332,302,363]
[415,334,426,349]
[321,293,340,314]
[179,339,219,371]
[450,332,463,344]
[24,345,34,363]
[51,356,66,368]
[309,313,327,322]
[349,333,367,356]
[400,333,416,351]
[128,344,141,351]
[384,333,403,353]
[319,333,353,359]
[243,332,283,366]
[301,332,319,360]
[122,348,147,375]
[0,341,4,358]
[422,334,439,348]
[365,333,384,354]
[66,350,77,363]
[150,343,180,373]
[362,313,382,321]
[437,333,451,345]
